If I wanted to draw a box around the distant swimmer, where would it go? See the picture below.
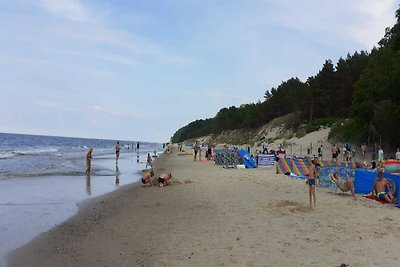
[116,141,121,163]
[86,147,93,174]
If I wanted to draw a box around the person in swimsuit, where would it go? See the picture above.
[371,170,395,203]
[86,147,93,174]
[141,170,154,187]
[145,153,153,169]
[158,172,172,187]
[330,173,356,198]
[306,157,318,208]
[116,141,121,163]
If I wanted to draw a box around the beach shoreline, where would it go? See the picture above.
[7,146,400,266]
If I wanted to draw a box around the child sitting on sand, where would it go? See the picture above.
[158,173,172,187]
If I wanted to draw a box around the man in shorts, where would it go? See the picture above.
[372,170,395,203]
[116,141,121,163]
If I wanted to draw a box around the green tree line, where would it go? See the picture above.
[172,7,400,148]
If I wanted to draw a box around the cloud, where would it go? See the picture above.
[265,0,397,49]
[349,1,398,48]
[39,0,89,21]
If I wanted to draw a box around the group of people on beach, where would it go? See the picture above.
[141,171,172,187]
[306,156,397,208]
[85,142,171,187]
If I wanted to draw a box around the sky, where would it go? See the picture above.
[0,0,398,142]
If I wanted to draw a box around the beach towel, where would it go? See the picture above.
[363,194,389,204]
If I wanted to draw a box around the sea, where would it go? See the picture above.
[0,132,163,266]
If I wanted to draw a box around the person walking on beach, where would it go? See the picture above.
[86,147,93,174]
[116,141,121,163]
[306,157,318,208]
[194,141,200,161]
[145,153,153,169]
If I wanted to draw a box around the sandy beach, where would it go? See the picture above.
[7,146,400,267]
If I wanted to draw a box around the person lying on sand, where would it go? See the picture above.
[158,173,172,187]
[371,170,395,203]
[330,173,356,198]
[141,170,154,187]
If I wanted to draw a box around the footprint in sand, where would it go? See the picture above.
[265,200,311,215]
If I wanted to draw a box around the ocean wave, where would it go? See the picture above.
[0,148,59,159]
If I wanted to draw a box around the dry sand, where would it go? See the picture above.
[7,146,400,267]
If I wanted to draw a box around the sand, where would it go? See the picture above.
[7,146,400,267]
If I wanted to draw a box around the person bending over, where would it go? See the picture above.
[330,173,356,198]
[141,170,154,187]
[158,173,172,187]
[372,170,395,203]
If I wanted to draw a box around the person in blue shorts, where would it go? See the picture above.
[306,157,319,208]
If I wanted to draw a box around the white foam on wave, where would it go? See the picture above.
[2,148,59,157]
[0,151,15,159]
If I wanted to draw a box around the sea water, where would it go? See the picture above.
[0,132,162,266]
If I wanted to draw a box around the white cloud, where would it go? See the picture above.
[40,0,88,21]
[349,1,398,48]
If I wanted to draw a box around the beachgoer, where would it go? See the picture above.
[145,153,153,169]
[142,170,154,187]
[361,144,367,161]
[207,144,212,160]
[86,147,93,174]
[194,141,200,161]
[378,146,384,161]
[371,170,395,203]
[306,157,318,208]
[396,148,400,160]
[116,141,121,163]
[318,145,323,160]
[330,173,356,198]
[158,172,172,187]
[331,144,338,160]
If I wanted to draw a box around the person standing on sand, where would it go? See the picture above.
[194,141,200,161]
[378,146,384,161]
[116,141,121,163]
[331,144,338,160]
[145,153,153,169]
[361,143,367,162]
[86,147,93,174]
[306,157,318,208]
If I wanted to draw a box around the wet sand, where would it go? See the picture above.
[7,146,400,266]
